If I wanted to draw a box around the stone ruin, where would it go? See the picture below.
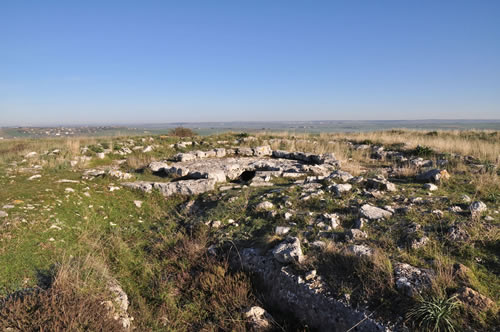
[123,146,340,197]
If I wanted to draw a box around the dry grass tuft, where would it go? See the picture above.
[125,153,154,170]
[0,257,123,332]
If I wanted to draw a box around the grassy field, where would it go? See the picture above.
[0,129,498,331]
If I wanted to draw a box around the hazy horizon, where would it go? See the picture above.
[1,1,500,126]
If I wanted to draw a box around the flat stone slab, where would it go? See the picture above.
[123,179,216,197]
[153,156,337,184]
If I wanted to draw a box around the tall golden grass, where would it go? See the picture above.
[259,129,500,164]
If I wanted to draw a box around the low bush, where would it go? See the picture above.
[169,127,195,137]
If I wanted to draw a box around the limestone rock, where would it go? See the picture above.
[108,170,133,180]
[394,263,433,297]
[107,281,132,330]
[272,237,304,264]
[153,179,216,197]
[345,244,373,257]
[416,169,450,183]
[360,204,392,220]
[214,148,226,157]
[253,145,272,157]
[470,201,487,217]
[25,151,38,158]
[345,229,368,241]
[424,183,438,191]
[328,183,352,195]
[316,213,340,229]
[366,177,396,192]
[174,153,196,162]
[256,201,274,211]
[149,161,169,173]
[122,181,154,193]
[328,170,353,182]
[455,287,496,312]
[237,147,254,156]
[275,226,291,235]
[244,306,273,331]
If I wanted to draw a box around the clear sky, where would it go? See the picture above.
[1,0,499,125]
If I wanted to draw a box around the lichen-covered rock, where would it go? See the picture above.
[394,263,433,297]
[272,237,304,264]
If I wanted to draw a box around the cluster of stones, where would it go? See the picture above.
[122,146,340,197]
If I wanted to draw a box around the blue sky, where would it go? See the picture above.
[1,0,499,125]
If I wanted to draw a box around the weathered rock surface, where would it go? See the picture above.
[148,161,169,173]
[423,183,438,191]
[366,177,396,192]
[108,169,133,180]
[272,237,304,264]
[243,306,273,331]
[106,281,133,330]
[328,183,352,195]
[123,179,216,197]
[328,170,353,182]
[345,244,372,256]
[256,201,274,211]
[470,201,487,217]
[416,169,450,183]
[239,248,389,331]
[455,287,496,312]
[360,204,392,220]
[394,263,433,297]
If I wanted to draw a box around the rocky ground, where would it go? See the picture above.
[0,132,498,331]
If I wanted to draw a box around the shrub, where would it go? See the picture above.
[414,145,434,157]
[169,127,195,137]
[406,295,459,332]
[87,144,104,154]
[0,277,123,331]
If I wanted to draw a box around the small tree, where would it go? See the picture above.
[169,127,195,137]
